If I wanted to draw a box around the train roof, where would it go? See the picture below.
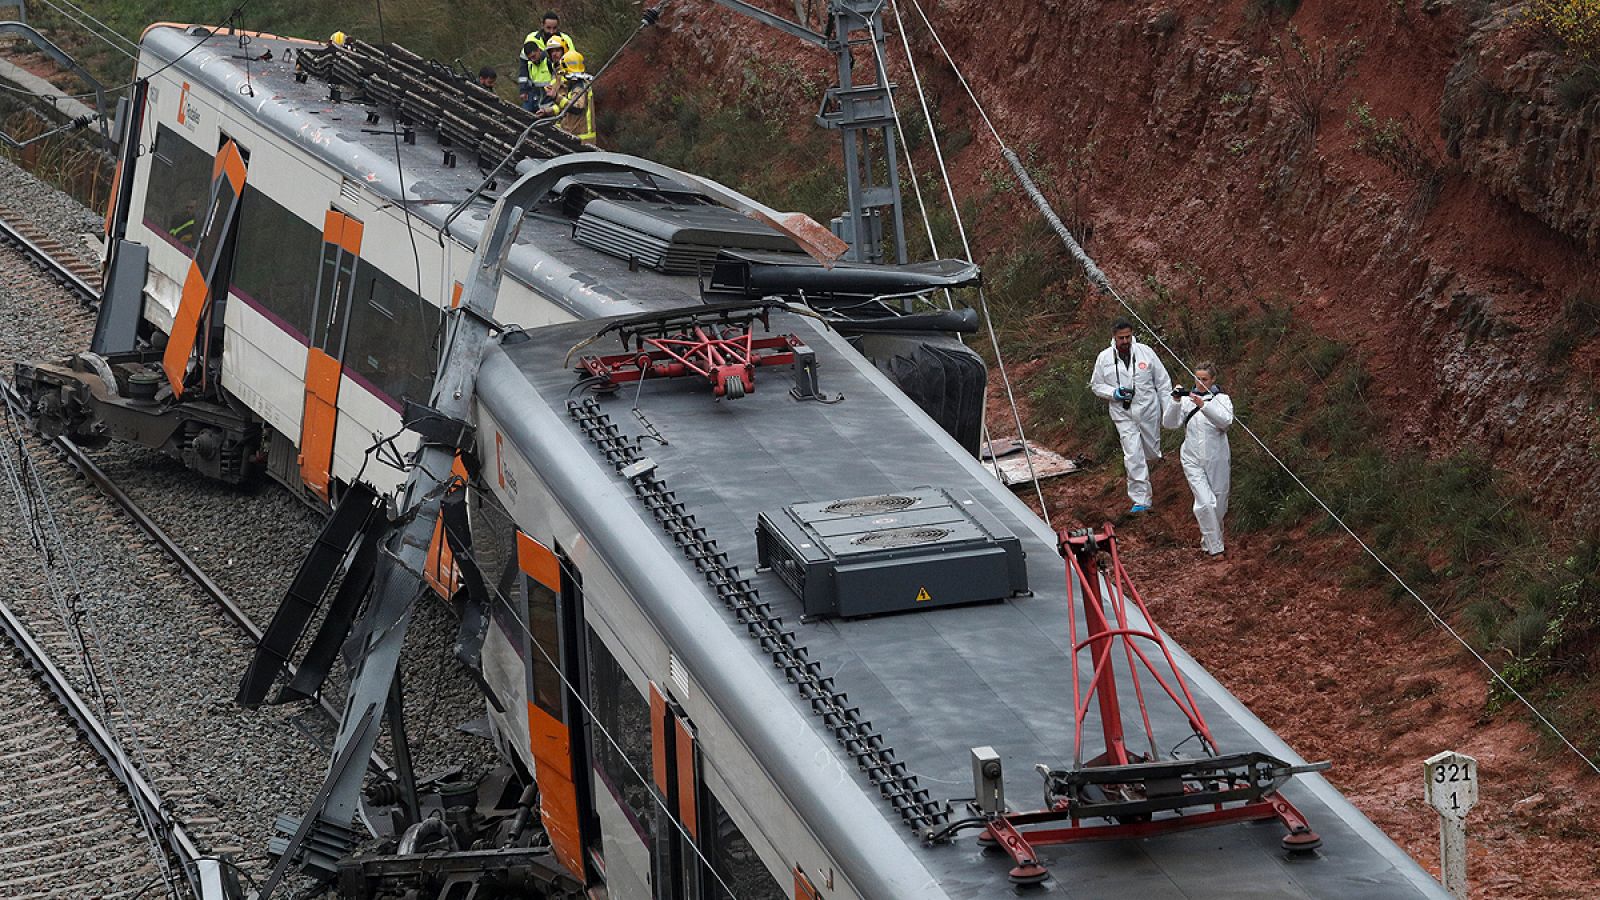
[140,26,876,321]
[477,311,1448,899]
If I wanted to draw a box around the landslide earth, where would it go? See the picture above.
[606,0,1600,895]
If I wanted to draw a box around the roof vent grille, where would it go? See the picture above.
[851,527,950,548]
[572,198,799,274]
[825,494,917,515]
[339,177,363,204]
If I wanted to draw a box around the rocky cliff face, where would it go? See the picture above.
[1444,5,1600,255]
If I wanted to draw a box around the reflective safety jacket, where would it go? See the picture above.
[521,31,552,88]
[524,56,552,87]
[555,85,595,142]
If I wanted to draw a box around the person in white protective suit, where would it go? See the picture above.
[1089,319,1172,512]
[1164,362,1233,557]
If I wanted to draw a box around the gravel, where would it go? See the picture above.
[0,153,104,266]
[0,640,164,899]
[0,158,500,890]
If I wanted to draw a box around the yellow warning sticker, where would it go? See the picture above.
[915,587,932,602]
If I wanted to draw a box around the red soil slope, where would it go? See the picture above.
[605,1,1600,895]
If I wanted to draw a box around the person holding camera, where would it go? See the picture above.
[1090,318,1172,513]
[1163,363,1233,557]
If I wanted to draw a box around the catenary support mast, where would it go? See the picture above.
[704,0,907,264]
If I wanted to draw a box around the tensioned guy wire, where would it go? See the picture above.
[872,0,1052,526]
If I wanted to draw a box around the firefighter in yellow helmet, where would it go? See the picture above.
[554,57,595,143]
[330,31,349,46]
[542,35,569,81]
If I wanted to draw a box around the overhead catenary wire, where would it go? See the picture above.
[33,0,142,61]
[0,395,185,897]
[897,0,1600,777]
[862,9,1010,484]
[372,0,428,302]
[352,434,747,899]
[443,4,664,240]
[874,0,1052,526]
[126,4,253,98]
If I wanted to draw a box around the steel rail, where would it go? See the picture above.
[0,380,394,785]
[54,429,390,775]
[0,207,100,306]
[0,222,395,777]
[0,563,219,898]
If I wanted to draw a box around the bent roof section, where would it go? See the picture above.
[140,27,839,322]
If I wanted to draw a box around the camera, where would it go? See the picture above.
[1172,386,1194,400]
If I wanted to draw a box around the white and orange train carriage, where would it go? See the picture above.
[18,23,1448,900]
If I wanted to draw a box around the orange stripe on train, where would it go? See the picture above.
[298,347,341,500]
[529,703,584,878]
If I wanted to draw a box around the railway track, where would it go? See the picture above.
[0,596,220,899]
[0,202,101,305]
[0,203,395,894]
[0,612,166,899]
[0,202,386,759]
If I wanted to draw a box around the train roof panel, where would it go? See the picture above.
[140,27,822,320]
[478,311,1447,899]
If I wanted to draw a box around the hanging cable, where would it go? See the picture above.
[900,0,1600,777]
[442,3,665,241]
[0,393,184,896]
[877,0,1052,525]
[35,0,142,61]
[372,0,428,301]
[863,7,1009,484]
[105,4,252,99]
[436,499,745,900]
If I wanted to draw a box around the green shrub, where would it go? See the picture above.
[1524,0,1600,63]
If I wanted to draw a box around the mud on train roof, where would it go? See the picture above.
[140,25,963,322]
[476,306,1448,898]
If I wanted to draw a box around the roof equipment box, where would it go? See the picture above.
[756,488,1027,619]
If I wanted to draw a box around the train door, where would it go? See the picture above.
[161,136,247,397]
[299,209,363,501]
[649,684,701,899]
[648,688,790,900]
[516,533,595,883]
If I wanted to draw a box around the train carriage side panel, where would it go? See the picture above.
[477,391,932,899]
[326,210,429,498]
[214,106,340,443]
[128,67,224,335]
[125,30,584,507]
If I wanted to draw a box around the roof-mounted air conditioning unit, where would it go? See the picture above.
[756,487,1027,619]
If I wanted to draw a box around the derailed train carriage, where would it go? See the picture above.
[17,23,1449,900]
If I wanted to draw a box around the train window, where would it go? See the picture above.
[344,266,440,407]
[229,186,320,340]
[587,629,656,844]
[144,124,212,253]
[528,575,563,719]
[701,791,785,900]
